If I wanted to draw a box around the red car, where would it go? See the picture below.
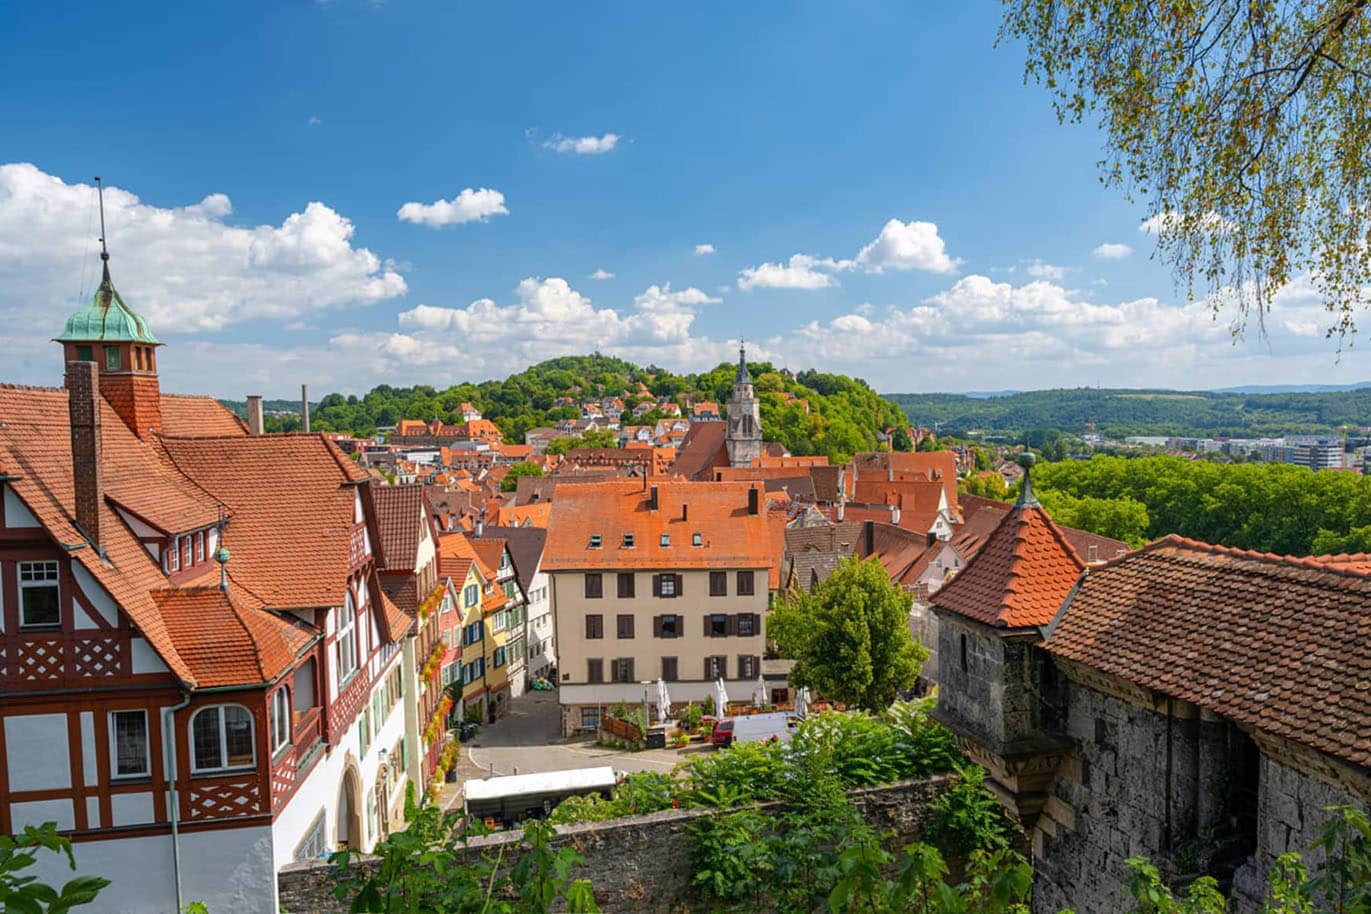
[711,718,734,748]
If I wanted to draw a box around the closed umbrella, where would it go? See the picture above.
[713,678,729,717]
[752,674,767,708]
[795,687,810,720]
[657,678,672,722]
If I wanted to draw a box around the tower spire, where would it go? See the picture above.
[95,176,111,282]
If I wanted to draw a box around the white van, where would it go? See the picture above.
[724,711,797,746]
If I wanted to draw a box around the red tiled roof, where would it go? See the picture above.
[543,480,774,572]
[161,434,369,608]
[1045,536,1371,768]
[672,422,729,481]
[375,590,413,641]
[955,494,1130,565]
[154,586,312,687]
[372,484,428,572]
[159,394,247,438]
[933,498,1085,629]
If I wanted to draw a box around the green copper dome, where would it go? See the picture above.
[54,264,161,345]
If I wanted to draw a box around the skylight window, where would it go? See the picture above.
[692,533,703,547]
[660,534,670,547]
[623,533,635,548]
[589,534,602,549]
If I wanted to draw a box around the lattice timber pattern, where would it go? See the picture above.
[187,779,265,820]
[5,636,126,685]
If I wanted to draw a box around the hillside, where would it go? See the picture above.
[887,386,1371,438]
[222,355,910,463]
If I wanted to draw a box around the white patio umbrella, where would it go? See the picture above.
[795,687,811,720]
[656,678,672,722]
[752,674,767,708]
[713,678,729,716]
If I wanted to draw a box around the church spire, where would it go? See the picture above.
[735,341,751,385]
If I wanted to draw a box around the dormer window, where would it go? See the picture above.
[19,561,60,628]
[623,533,635,548]
[660,534,670,547]
[168,541,180,572]
[589,534,602,549]
[692,533,703,547]
[195,532,205,563]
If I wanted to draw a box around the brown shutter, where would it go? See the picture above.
[704,658,712,680]
[703,615,712,637]
[726,614,737,636]
[652,574,661,597]
[675,573,684,597]
[626,658,635,681]
[653,615,662,637]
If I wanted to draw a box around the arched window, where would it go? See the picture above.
[337,588,358,682]
[270,686,292,755]
[190,704,255,773]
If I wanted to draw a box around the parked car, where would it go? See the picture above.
[710,718,735,747]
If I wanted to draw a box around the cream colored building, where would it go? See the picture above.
[543,481,777,736]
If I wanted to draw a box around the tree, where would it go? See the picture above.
[769,557,925,712]
[1037,489,1152,548]
[962,471,1011,501]
[0,822,109,912]
[1003,1,1371,338]
[500,461,545,492]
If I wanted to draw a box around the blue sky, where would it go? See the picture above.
[1,1,1362,397]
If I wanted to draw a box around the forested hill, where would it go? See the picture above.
[221,355,910,463]
[888,386,1371,438]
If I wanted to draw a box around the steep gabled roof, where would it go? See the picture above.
[933,474,1085,629]
[1045,536,1371,768]
[479,526,548,594]
[372,484,428,572]
[673,422,729,481]
[154,586,313,687]
[160,394,247,438]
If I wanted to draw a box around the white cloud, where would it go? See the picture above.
[694,243,715,255]
[1025,260,1067,280]
[738,254,842,291]
[0,163,405,335]
[396,187,508,227]
[307,115,322,126]
[1092,242,1132,259]
[1140,211,1232,235]
[853,218,959,274]
[588,268,615,280]
[542,133,621,155]
[633,283,721,311]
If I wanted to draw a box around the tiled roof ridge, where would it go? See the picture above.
[0,382,64,393]
[1144,533,1371,579]
[1032,505,1088,574]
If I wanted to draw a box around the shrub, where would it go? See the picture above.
[925,764,1018,859]
[678,740,788,807]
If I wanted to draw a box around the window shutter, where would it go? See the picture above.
[726,614,737,636]
[675,574,684,597]
[653,615,662,638]
[704,658,712,680]
[626,658,635,681]
[703,615,712,637]
[652,574,661,597]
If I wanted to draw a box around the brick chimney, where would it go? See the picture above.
[747,485,760,516]
[301,384,311,433]
[66,361,103,550]
[246,395,264,436]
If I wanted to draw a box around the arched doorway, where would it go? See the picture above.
[336,764,363,851]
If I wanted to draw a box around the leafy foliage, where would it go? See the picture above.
[925,765,1019,860]
[0,823,108,914]
[499,461,544,492]
[829,839,1035,914]
[771,556,926,711]
[676,740,790,808]
[1002,1,1371,338]
[1035,488,1152,548]
[547,771,676,824]
[330,785,599,913]
[1033,455,1371,555]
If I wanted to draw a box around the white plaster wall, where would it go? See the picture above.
[71,563,119,629]
[80,712,97,787]
[11,798,75,831]
[525,568,555,678]
[109,791,157,827]
[3,486,40,527]
[272,650,410,870]
[130,637,169,674]
[5,714,71,791]
[24,826,277,914]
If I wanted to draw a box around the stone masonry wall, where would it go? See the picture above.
[278,776,949,913]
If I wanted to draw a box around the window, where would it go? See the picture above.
[656,614,680,638]
[612,658,635,682]
[622,533,635,548]
[195,532,205,563]
[110,710,149,778]
[104,346,121,370]
[587,659,604,683]
[584,573,603,599]
[661,657,678,681]
[462,620,485,646]
[359,707,371,758]
[585,614,603,639]
[617,572,635,598]
[589,534,602,549]
[493,646,506,668]
[580,708,601,731]
[738,655,759,679]
[18,561,60,627]
[294,812,329,862]
[76,344,93,362]
[660,534,670,547]
[692,533,703,547]
[654,573,680,598]
[708,614,728,637]
[736,571,755,596]
[182,536,192,568]
[705,656,726,680]
[168,540,180,572]
[709,571,727,597]
[191,705,255,773]
[739,613,759,637]
[270,687,291,755]
[337,590,359,682]
[616,614,635,638]
[464,584,479,606]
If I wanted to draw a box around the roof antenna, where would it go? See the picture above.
[94,176,111,281]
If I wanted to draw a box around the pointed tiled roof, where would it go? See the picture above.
[933,459,1084,629]
[154,586,313,687]
[372,484,427,572]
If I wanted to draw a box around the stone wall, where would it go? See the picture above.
[934,616,1055,750]
[278,776,948,914]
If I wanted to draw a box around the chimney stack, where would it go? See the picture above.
[648,485,659,511]
[66,361,103,550]
[747,485,760,516]
[301,384,311,433]
[864,519,874,556]
[246,395,264,436]
[682,503,688,522]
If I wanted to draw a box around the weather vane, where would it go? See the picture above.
[94,176,109,263]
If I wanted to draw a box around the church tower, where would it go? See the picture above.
[725,343,763,467]
[54,181,163,438]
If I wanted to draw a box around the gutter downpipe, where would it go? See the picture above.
[163,689,193,913]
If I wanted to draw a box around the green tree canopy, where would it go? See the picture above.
[770,557,925,712]
[1003,0,1371,338]
[500,461,545,492]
